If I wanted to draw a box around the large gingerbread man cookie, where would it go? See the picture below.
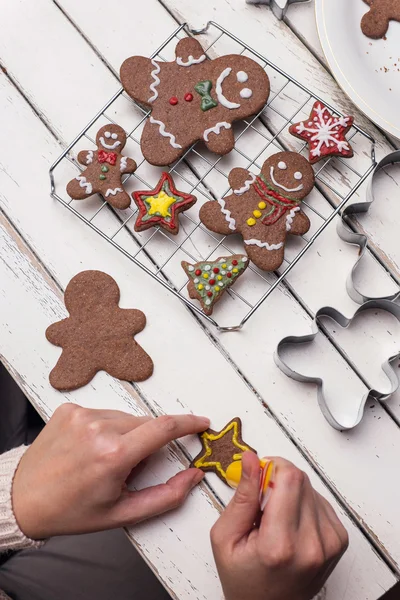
[120,38,270,166]
[361,0,400,38]
[46,271,153,391]
[67,124,137,210]
[199,152,314,271]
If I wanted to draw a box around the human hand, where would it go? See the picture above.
[12,403,209,539]
[211,453,348,600]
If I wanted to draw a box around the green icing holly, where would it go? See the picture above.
[194,80,218,112]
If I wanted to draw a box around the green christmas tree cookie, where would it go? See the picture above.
[181,254,249,315]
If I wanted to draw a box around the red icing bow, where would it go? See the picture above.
[98,150,117,165]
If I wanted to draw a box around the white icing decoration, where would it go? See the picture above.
[86,150,94,165]
[236,71,248,83]
[205,299,212,305]
[219,281,224,287]
[203,122,231,142]
[228,265,233,271]
[105,187,123,197]
[100,137,121,150]
[215,68,241,109]
[204,265,211,271]
[270,166,304,193]
[188,265,194,271]
[244,239,284,251]
[111,133,118,140]
[205,285,211,290]
[120,156,128,172]
[194,278,199,284]
[221,270,226,275]
[241,256,248,262]
[148,59,161,103]
[233,172,256,195]
[149,116,182,149]
[176,54,206,67]
[278,161,287,170]
[240,88,252,99]
[285,206,300,232]
[104,131,111,138]
[296,103,351,158]
[294,171,303,180]
[76,176,92,194]
[217,198,236,230]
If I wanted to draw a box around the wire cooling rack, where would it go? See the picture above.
[49,21,376,332]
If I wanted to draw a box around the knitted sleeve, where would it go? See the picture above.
[0,446,44,552]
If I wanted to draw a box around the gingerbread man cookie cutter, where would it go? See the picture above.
[338,150,400,304]
[275,151,400,430]
[245,0,310,20]
[275,299,400,430]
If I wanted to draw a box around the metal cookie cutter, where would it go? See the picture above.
[245,0,310,20]
[274,300,400,430]
[338,150,400,304]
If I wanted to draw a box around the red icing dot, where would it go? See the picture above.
[232,259,238,266]
[207,291,212,297]
[169,96,179,105]
[195,269,201,276]
[227,272,232,278]
[213,267,220,274]
[209,278,216,285]
[184,93,193,102]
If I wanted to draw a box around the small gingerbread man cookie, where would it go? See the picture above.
[200,152,314,272]
[67,124,137,210]
[120,38,270,166]
[361,0,400,38]
[46,271,153,391]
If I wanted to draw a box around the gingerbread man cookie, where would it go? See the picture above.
[46,271,153,391]
[67,124,137,210]
[200,152,314,271]
[361,0,400,38]
[120,38,270,166]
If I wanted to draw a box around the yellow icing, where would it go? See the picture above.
[203,273,209,279]
[253,210,262,218]
[214,285,220,292]
[226,460,242,488]
[258,201,267,210]
[232,268,238,274]
[146,191,176,218]
[217,275,223,281]
[221,263,227,268]
[197,283,204,290]
[194,420,253,479]
[247,218,256,226]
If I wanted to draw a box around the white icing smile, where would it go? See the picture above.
[270,166,304,193]
[216,68,253,110]
[100,132,121,150]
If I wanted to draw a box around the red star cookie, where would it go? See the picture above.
[132,172,197,235]
[289,101,354,165]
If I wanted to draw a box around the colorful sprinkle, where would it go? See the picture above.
[195,269,201,276]
[209,278,216,285]
[213,267,220,274]
[232,259,238,266]
[227,272,232,278]
[247,218,256,226]
[169,96,179,105]
[207,291,212,297]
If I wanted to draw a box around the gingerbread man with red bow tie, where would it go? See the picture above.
[67,124,137,210]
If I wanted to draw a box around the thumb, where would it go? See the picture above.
[213,452,261,545]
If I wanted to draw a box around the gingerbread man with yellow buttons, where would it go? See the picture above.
[200,152,315,271]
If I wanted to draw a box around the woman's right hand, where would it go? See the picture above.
[211,452,348,600]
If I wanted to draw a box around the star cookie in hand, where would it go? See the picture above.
[132,172,197,235]
[120,37,270,166]
[66,124,137,210]
[191,418,257,485]
[361,0,400,38]
[46,271,153,391]
[289,101,354,164]
[200,152,314,271]
[182,255,249,316]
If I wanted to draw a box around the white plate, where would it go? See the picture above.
[315,0,400,140]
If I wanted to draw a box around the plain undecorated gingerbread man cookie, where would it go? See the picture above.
[120,37,270,166]
[46,271,153,391]
[200,152,315,272]
[67,124,137,210]
[361,0,400,38]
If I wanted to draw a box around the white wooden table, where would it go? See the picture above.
[1,1,400,598]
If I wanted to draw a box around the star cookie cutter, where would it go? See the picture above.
[274,299,400,430]
[338,150,400,304]
[245,0,310,20]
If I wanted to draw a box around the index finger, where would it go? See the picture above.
[122,414,210,466]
